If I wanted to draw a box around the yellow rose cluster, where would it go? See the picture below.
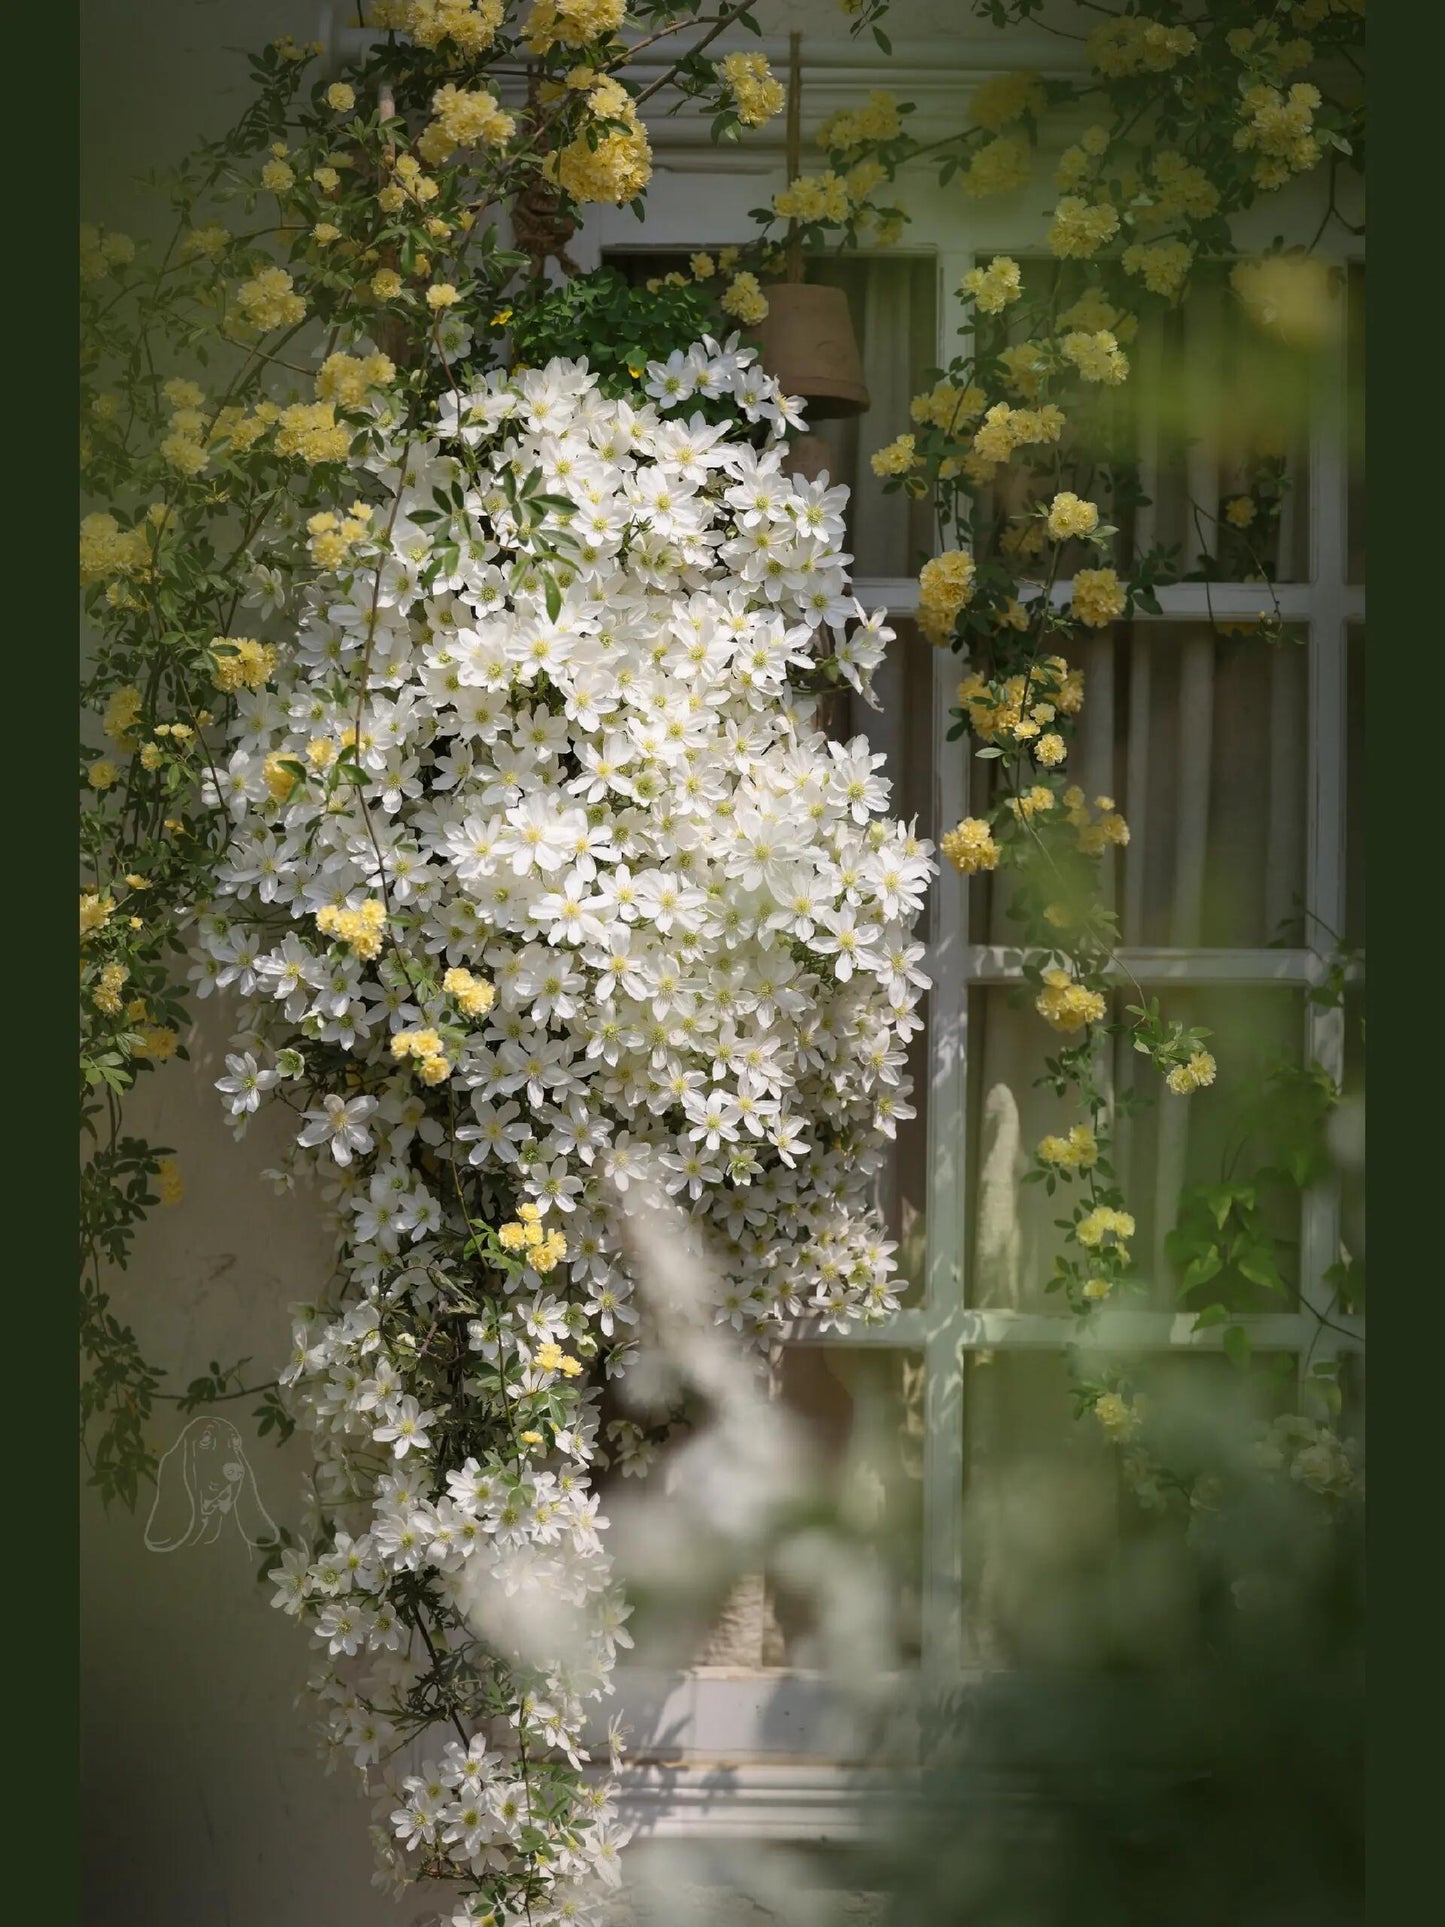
[546,76,652,205]
[1038,1123,1098,1172]
[275,402,351,464]
[1092,1390,1142,1437]
[917,550,977,645]
[1071,567,1126,629]
[1060,329,1129,385]
[1045,490,1099,541]
[80,512,149,585]
[773,171,852,223]
[307,503,373,571]
[523,0,623,52]
[209,636,278,693]
[1076,1204,1136,1251]
[1047,195,1120,259]
[961,255,1022,315]
[957,654,1084,747]
[315,898,386,960]
[80,891,116,940]
[817,88,903,154]
[426,81,516,157]
[721,52,786,129]
[969,69,1045,132]
[1063,788,1130,855]
[316,351,396,410]
[1059,287,1135,341]
[103,684,143,747]
[940,817,1000,876]
[1146,150,1220,224]
[869,433,917,478]
[1235,81,1322,191]
[910,380,986,433]
[443,967,496,1019]
[1087,16,1198,77]
[391,1027,452,1085]
[233,265,307,334]
[79,225,135,282]
[1121,240,1194,300]
[720,272,769,325]
[93,960,130,1015]
[960,133,1031,199]
[402,0,504,54]
[1036,967,1107,1034]
[159,378,212,479]
[972,401,1065,472]
[532,1338,583,1376]
[1166,1050,1218,1096]
[498,1202,569,1276]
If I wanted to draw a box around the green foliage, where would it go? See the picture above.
[507,266,721,396]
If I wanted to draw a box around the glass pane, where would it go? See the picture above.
[1118,625,1310,948]
[766,1345,925,1669]
[965,984,1095,1315]
[962,1351,1297,1669]
[805,255,937,575]
[966,623,1309,949]
[966,985,1308,1314]
[974,257,1312,583]
[961,1351,1121,1666]
[1113,988,1308,1313]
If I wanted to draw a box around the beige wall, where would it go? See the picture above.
[79,4,952,1916]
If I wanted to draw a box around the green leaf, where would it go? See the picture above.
[1182,1248,1223,1289]
[1222,1324,1252,1368]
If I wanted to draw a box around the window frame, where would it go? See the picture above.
[563,34,1365,1839]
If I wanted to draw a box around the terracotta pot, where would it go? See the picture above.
[750,282,869,420]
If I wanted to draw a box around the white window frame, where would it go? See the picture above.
[318,15,1369,1839]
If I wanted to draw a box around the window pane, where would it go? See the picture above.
[961,1350,1121,1666]
[764,1345,925,1670]
[974,257,1312,583]
[966,985,1308,1314]
[962,1350,1298,1669]
[1113,988,1308,1313]
[967,623,1309,949]
[965,984,1093,1315]
[1116,625,1309,948]
[803,255,937,576]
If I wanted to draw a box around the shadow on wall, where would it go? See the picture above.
[78,994,430,1924]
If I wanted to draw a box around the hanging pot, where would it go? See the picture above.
[750,282,870,420]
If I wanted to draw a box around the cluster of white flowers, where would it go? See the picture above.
[199,334,931,1920]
